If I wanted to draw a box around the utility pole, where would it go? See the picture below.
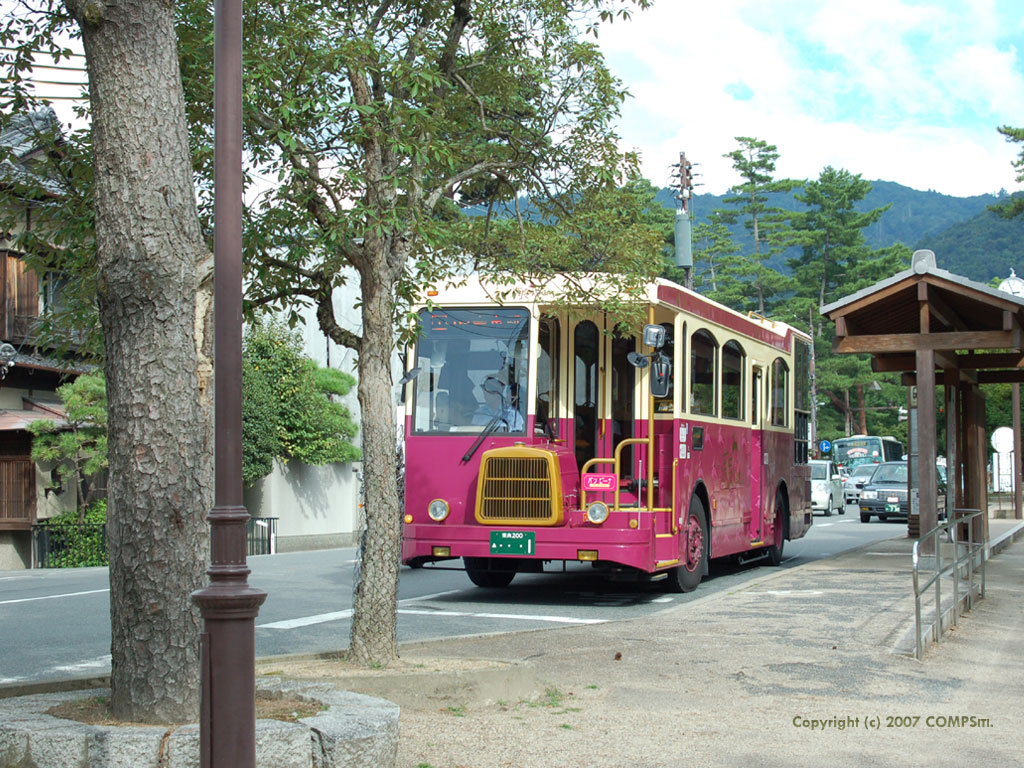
[674,152,695,290]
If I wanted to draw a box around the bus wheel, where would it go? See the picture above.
[666,497,707,593]
[464,557,516,588]
[766,491,786,567]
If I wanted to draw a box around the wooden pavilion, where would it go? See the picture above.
[821,249,1024,545]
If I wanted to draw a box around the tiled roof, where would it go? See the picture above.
[0,108,60,158]
[0,408,65,431]
[0,108,65,195]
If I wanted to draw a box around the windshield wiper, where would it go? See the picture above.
[461,413,505,463]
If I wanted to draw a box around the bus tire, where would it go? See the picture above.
[464,557,516,588]
[765,490,786,567]
[666,496,707,593]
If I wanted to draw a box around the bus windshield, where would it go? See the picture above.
[411,307,530,434]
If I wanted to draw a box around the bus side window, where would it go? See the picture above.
[770,357,789,427]
[690,329,717,416]
[536,318,560,437]
[752,369,760,425]
[654,322,674,413]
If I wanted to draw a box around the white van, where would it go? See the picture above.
[810,459,843,516]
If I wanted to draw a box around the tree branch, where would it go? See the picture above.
[438,0,471,77]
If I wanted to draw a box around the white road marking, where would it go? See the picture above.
[259,605,608,630]
[751,590,824,596]
[397,608,606,624]
[401,589,462,602]
[258,609,353,629]
[651,596,674,603]
[51,655,111,675]
[0,588,109,606]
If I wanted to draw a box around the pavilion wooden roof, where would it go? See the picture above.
[821,250,1024,384]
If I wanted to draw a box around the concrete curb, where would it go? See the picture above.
[0,680,398,768]
[988,519,1024,557]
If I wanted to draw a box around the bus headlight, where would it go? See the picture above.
[427,499,450,521]
[586,501,609,525]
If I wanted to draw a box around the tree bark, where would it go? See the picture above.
[66,0,211,723]
[856,384,868,435]
[347,259,402,665]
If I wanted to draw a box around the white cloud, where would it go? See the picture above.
[599,0,1024,196]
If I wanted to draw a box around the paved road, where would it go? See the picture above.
[0,512,900,686]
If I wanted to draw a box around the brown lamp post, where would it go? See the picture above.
[191,0,266,766]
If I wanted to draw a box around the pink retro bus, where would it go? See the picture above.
[401,276,812,592]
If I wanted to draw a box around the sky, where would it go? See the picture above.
[597,0,1024,197]
[22,0,1024,200]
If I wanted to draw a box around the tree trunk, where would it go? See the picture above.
[348,264,401,665]
[856,383,868,435]
[67,0,211,723]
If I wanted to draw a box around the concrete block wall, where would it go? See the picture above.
[244,460,363,551]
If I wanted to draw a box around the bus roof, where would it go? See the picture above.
[415,273,808,352]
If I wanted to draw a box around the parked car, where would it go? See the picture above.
[858,462,947,523]
[810,459,843,516]
[844,464,878,506]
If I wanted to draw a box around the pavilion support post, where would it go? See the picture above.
[1013,383,1022,520]
[916,348,937,553]
[972,386,989,543]
[944,372,958,526]
[963,383,987,544]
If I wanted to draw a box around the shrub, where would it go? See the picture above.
[39,500,108,568]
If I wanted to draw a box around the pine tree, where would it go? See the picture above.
[715,137,800,315]
[785,166,910,440]
[990,126,1024,220]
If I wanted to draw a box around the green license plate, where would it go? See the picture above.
[885,502,900,513]
[490,530,535,555]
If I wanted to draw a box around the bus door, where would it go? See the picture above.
[571,320,601,473]
[750,365,766,542]
[571,320,638,498]
[609,333,637,501]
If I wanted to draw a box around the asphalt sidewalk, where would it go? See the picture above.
[270,516,1024,768]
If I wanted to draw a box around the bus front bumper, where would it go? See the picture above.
[402,522,662,573]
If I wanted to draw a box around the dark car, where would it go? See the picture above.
[858,462,947,523]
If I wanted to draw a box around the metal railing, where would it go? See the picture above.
[32,516,279,567]
[911,508,986,660]
[247,516,277,556]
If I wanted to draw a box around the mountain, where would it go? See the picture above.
[466,179,1022,285]
[914,203,1024,283]
[659,181,1021,283]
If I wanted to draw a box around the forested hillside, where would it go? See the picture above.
[656,182,1021,284]
[915,203,1024,282]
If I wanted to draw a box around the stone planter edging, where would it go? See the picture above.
[0,679,398,768]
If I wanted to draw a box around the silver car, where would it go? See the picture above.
[843,464,878,506]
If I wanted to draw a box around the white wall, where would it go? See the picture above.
[244,459,363,551]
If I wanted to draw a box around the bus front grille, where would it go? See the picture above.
[476,451,563,526]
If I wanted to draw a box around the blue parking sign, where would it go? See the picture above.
[819,439,832,454]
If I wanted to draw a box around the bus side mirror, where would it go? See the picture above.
[643,324,666,350]
[650,355,671,398]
